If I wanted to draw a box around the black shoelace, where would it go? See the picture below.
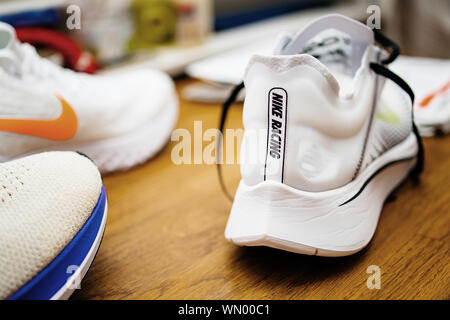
[216,30,424,200]
[216,82,244,201]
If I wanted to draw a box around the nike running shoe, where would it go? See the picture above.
[0,151,107,299]
[220,14,424,256]
[0,22,178,173]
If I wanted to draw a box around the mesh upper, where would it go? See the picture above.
[0,152,102,299]
[360,79,412,172]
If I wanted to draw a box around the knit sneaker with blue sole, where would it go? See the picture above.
[0,151,107,299]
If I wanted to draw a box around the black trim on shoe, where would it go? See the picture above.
[373,29,400,64]
[217,82,245,202]
[370,63,414,101]
[76,151,93,162]
[339,156,416,207]
[411,122,425,181]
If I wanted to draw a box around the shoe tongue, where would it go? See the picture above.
[276,14,374,75]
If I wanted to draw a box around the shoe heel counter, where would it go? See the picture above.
[240,56,332,188]
[240,55,368,191]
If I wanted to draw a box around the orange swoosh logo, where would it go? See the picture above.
[0,94,78,141]
[419,80,450,108]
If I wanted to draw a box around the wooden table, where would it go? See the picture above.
[73,78,449,300]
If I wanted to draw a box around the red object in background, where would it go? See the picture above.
[15,27,98,74]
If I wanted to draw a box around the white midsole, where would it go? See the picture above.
[51,202,108,300]
[225,133,418,257]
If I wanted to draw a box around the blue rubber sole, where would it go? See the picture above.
[8,186,107,300]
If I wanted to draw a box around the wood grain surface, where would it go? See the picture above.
[73,78,449,300]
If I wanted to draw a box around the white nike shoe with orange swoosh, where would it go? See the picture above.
[221,15,424,256]
[0,22,178,173]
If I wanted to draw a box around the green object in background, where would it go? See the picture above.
[129,0,177,50]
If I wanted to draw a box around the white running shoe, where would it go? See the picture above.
[0,22,178,173]
[221,15,424,257]
[0,151,107,300]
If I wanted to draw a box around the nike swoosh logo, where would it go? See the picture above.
[0,94,78,141]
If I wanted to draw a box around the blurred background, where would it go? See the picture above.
[0,0,447,76]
